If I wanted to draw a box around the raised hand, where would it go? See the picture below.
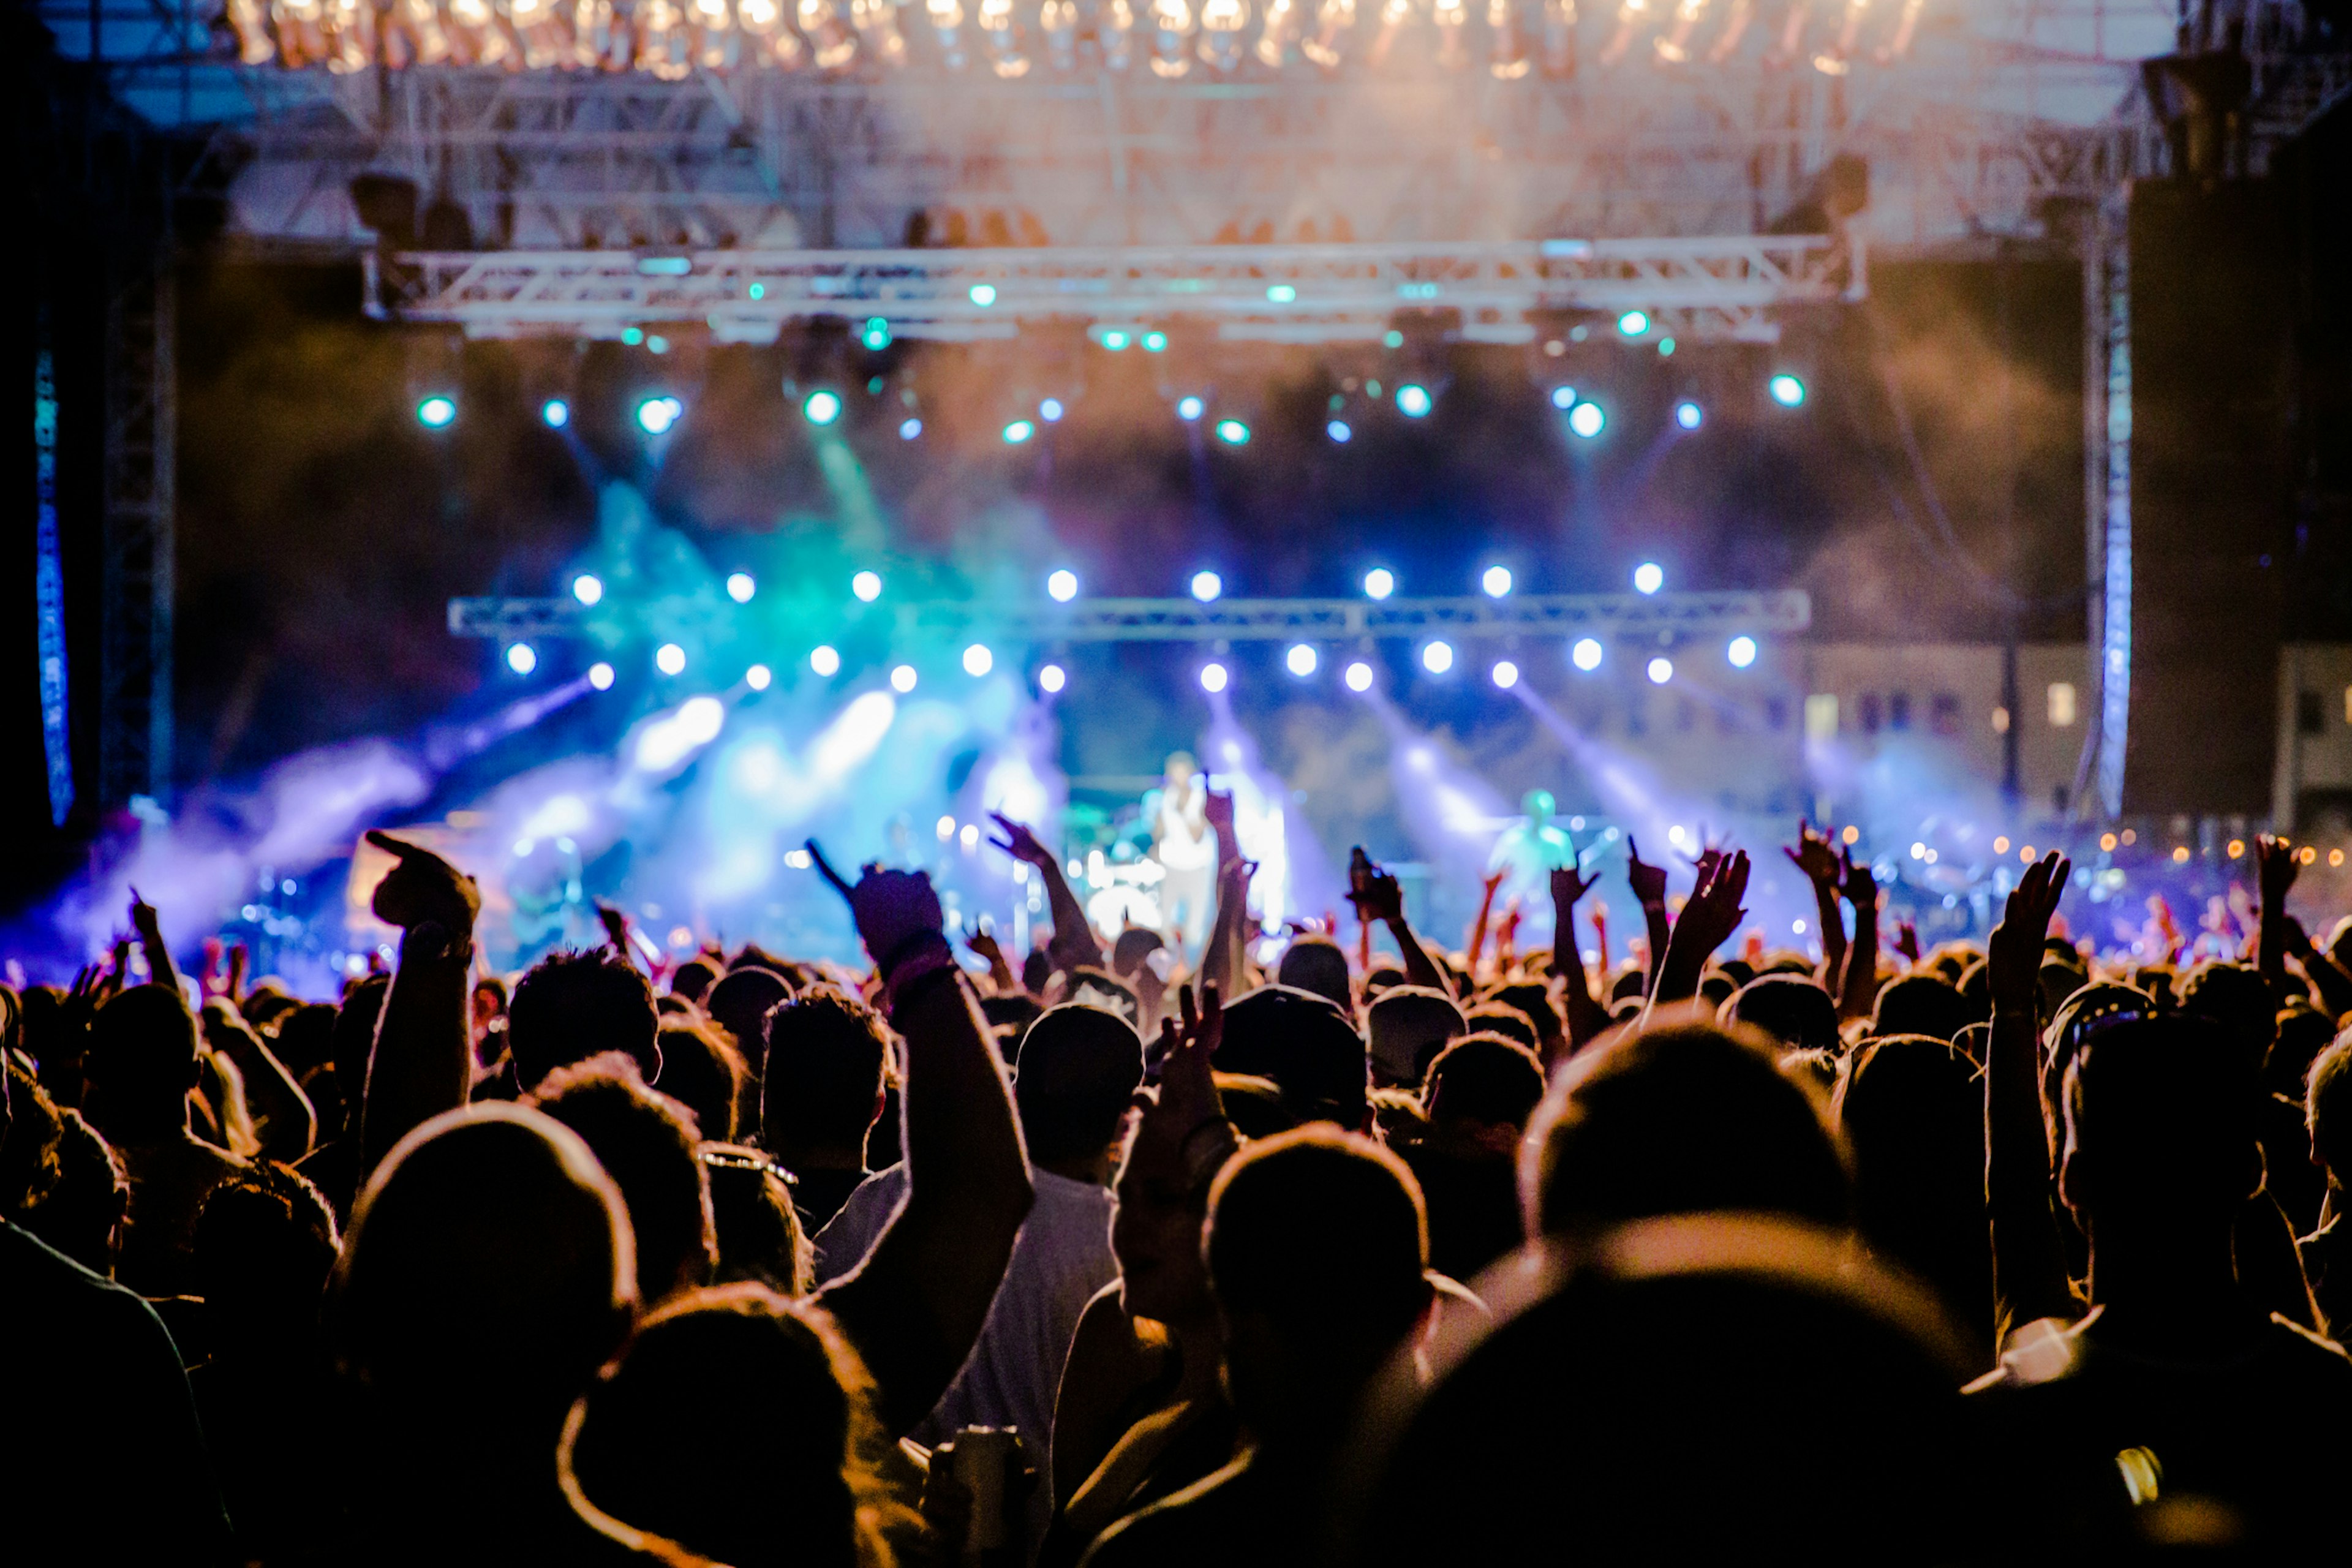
[966,925,1006,967]
[1482,868,1507,900]
[1785,820,1842,889]
[2257,834,2301,905]
[1346,856,1404,925]
[1676,848,1751,957]
[1893,919,1921,966]
[595,900,631,954]
[986,812,1053,869]
[1988,850,2069,1014]
[1836,846,1875,907]
[364,830,481,934]
[1625,837,1668,909]
[1202,787,1235,836]
[1550,859,1599,911]
[1154,979,1227,1136]
[832,860,948,975]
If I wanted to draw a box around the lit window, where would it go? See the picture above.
[2048,682,2078,726]
[1803,693,1838,742]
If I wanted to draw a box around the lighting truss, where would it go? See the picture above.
[448,589,1812,642]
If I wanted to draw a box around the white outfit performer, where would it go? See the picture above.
[1153,752,1216,954]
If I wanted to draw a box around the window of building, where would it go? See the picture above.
[1804,693,1838,742]
[1931,693,1961,736]
[1858,693,1883,734]
[1888,692,1912,731]
[2047,682,2077,726]
[2302,690,2326,735]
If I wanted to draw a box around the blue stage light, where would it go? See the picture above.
[1395,383,1432,418]
[573,574,605,606]
[810,645,842,676]
[1422,641,1454,674]
[726,572,755,603]
[1770,373,1807,407]
[1191,570,1223,602]
[1199,662,1229,693]
[1040,398,1064,422]
[1618,310,1649,336]
[899,417,922,439]
[1647,655,1675,684]
[1675,401,1703,429]
[506,643,537,674]
[1634,562,1665,594]
[1568,401,1605,438]
[1345,660,1374,692]
[963,644,994,676]
[1482,565,1513,598]
[1491,660,1519,689]
[804,390,843,425]
[1571,637,1604,671]
[1177,396,1204,421]
[1215,419,1250,445]
[1047,568,1079,602]
[1286,643,1318,677]
[541,399,570,428]
[1550,385,1577,409]
[637,396,681,434]
[656,643,687,675]
[417,395,456,428]
[746,663,773,690]
[852,570,882,602]
[1039,663,1067,693]
[588,662,616,690]
[1003,419,1036,443]
[1327,420,1352,443]
[1728,635,1758,668]
[1363,568,1395,600]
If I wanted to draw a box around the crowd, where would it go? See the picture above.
[6,794,2352,1566]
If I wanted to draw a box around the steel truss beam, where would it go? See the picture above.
[101,247,178,808]
[447,589,1812,641]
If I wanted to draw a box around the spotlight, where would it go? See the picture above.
[1770,373,1807,408]
[1491,659,1520,689]
[1177,396,1205,421]
[1047,568,1079,601]
[1363,568,1395,600]
[1395,383,1433,418]
[970,284,998,306]
[861,317,892,350]
[1633,562,1665,594]
[1727,635,1758,668]
[1646,655,1673,684]
[1482,565,1513,598]
[1422,641,1455,674]
[810,644,842,676]
[899,417,923,440]
[1040,398,1065,423]
[1344,660,1375,692]
[1617,310,1650,336]
[1571,637,1604,671]
[1215,419,1250,445]
[963,643,994,676]
[636,397,681,434]
[1039,662,1067,693]
[507,643,538,675]
[1191,570,1223,602]
[1267,284,1297,303]
[573,574,605,606]
[1286,643,1319,677]
[726,572,756,603]
[1675,401,1703,429]
[1100,329,1132,350]
[656,643,687,675]
[588,661,616,690]
[1199,662,1230,693]
[804,390,843,425]
[747,663,774,690]
[417,395,456,428]
[541,398,570,428]
[1550,385,1577,409]
[1327,420,1352,443]
[891,663,919,692]
[1142,331,1169,352]
[852,570,883,602]
[1568,401,1605,439]
[1003,420,1036,444]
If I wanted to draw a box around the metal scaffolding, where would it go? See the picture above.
[100,243,178,809]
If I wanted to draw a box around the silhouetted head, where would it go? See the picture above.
[18,1107,127,1275]
[508,949,661,1091]
[669,957,720,1006]
[699,1144,810,1297]
[1462,1005,1539,1054]
[82,984,203,1142]
[530,1054,714,1305]
[760,987,889,1165]
[2307,1033,2352,1185]
[1219,985,1370,1130]
[1521,789,1555,823]
[560,1284,885,1568]
[653,1020,744,1145]
[1525,1019,1851,1238]
[1868,974,1970,1044]
[1014,1005,1144,1171]
[1278,938,1354,1014]
[1721,974,1840,1053]
[1423,1035,1545,1140]
[706,967,793,1074]
[1110,927,1166,979]
[1366,986,1468,1088]
[2062,1014,2261,1235]
[1490,982,1562,1052]
[1832,1035,1988,1319]
[195,1161,340,1355]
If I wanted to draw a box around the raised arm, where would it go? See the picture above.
[1552,862,1612,1051]
[1648,851,1749,1010]
[127,892,183,1000]
[1198,854,1255,1006]
[1348,851,1451,998]
[1834,850,1880,1024]
[1464,870,1506,982]
[816,863,1034,1436]
[965,925,1021,995]
[991,813,1104,976]
[1985,852,2076,1342]
[1784,821,1849,986]
[2256,835,2298,997]
[205,1005,317,1161]
[355,831,480,1180]
[1626,839,1672,998]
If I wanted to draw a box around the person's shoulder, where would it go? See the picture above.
[0,1221,184,1353]
[1079,1456,1256,1568]
[1033,1166,1118,1213]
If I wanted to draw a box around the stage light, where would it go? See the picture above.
[1039,398,1065,423]
[622,328,644,346]
[1286,643,1319,677]
[1003,420,1036,444]
[1199,662,1230,693]
[1482,565,1513,598]
[1267,283,1297,303]
[1039,663,1067,693]
[810,644,842,676]
[804,390,843,425]
[588,662,616,690]
[1550,385,1577,410]
[573,573,605,606]
[1395,383,1432,418]
[1727,635,1758,668]
[1143,331,1169,352]
[963,643,994,676]
[1344,660,1375,692]
[1177,396,1205,421]
[507,643,538,675]
[1675,401,1703,429]
[852,570,883,601]
[1571,637,1604,671]
[656,643,687,675]
[1327,420,1352,443]
[891,663,919,693]
[417,395,456,428]
[1363,568,1395,600]
[899,417,922,439]
[1633,561,1665,594]
[1646,655,1674,684]
[1047,568,1079,601]
[1770,373,1807,408]
[970,283,998,306]
[1422,641,1455,674]
[541,398,570,428]
[1491,659,1520,689]
[726,571,756,603]
[1101,329,1131,350]
[1384,329,1404,349]
[746,663,773,690]
[1215,418,1250,445]
[937,814,956,842]
[1617,310,1649,337]
[637,397,680,434]
[1191,570,1223,601]
[861,317,892,350]
[1559,401,1603,440]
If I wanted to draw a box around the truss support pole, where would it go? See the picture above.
[2083,192,2131,823]
[100,238,176,810]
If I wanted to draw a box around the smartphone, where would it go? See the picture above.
[1349,845,1374,895]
